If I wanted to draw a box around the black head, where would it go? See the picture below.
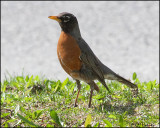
[49,12,79,33]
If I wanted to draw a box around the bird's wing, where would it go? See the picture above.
[78,39,104,80]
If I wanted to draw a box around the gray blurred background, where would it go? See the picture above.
[1,1,159,82]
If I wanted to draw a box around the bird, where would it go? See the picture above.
[48,12,138,108]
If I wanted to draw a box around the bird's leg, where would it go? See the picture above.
[88,84,94,108]
[104,83,111,93]
[74,80,81,107]
[92,82,99,92]
[101,80,111,93]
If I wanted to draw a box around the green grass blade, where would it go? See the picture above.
[85,114,92,127]
[119,115,124,127]
[46,124,55,127]
[132,72,137,80]
[108,114,116,119]
[35,110,43,119]
[50,110,62,127]
[17,113,39,127]
[103,119,112,127]
[93,122,99,127]
[1,113,10,118]
[1,82,7,93]
[2,119,17,126]
[61,78,69,90]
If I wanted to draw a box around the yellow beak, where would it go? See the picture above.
[48,16,61,22]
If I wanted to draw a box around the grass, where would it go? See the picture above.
[1,72,159,127]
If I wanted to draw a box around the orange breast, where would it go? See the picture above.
[57,31,82,76]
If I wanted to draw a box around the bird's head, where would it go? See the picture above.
[48,12,80,35]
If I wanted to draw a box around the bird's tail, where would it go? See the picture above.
[100,63,138,88]
[112,73,137,88]
[104,73,137,88]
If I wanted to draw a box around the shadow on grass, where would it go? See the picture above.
[93,96,144,116]
[99,103,136,115]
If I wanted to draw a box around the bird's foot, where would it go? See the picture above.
[74,104,78,107]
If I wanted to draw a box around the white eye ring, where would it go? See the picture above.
[64,19,69,22]
[63,16,70,22]
[66,16,70,19]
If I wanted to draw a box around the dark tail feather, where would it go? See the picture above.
[114,74,138,88]
[100,62,138,88]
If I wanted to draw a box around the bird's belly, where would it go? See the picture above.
[57,31,82,76]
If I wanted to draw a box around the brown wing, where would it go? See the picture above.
[77,38,105,81]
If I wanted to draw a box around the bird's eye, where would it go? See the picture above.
[63,16,70,22]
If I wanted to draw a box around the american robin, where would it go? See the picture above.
[48,12,138,108]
